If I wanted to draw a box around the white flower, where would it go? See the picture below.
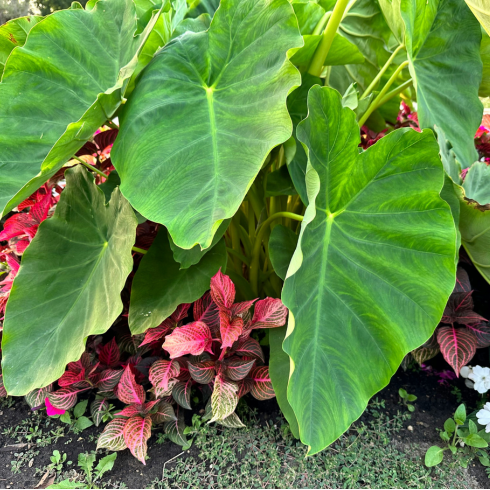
[477,402,490,433]
[468,366,490,394]
[460,365,473,378]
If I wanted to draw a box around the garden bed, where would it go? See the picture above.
[0,362,488,489]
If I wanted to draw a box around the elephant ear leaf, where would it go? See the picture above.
[2,166,137,395]
[112,0,303,249]
[401,0,482,169]
[282,86,456,455]
[0,0,160,217]
[0,15,43,75]
[464,0,490,36]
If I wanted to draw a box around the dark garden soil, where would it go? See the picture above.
[1,257,490,489]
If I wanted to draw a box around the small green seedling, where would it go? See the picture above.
[48,452,117,489]
[425,404,490,468]
[48,450,70,473]
[58,400,94,432]
[398,388,417,412]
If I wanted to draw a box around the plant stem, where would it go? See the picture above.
[312,12,331,35]
[249,212,303,295]
[230,214,243,274]
[132,246,147,254]
[360,44,405,99]
[226,247,250,266]
[375,78,413,108]
[73,155,107,179]
[358,60,409,127]
[308,0,351,77]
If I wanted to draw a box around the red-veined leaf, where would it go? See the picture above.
[90,398,108,427]
[139,321,172,347]
[231,299,257,317]
[96,369,123,392]
[467,323,490,348]
[210,269,235,310]
[193,292,220,331]
[188,360,216,384]
[171,303,191,323]
[162,321,213,359]
[149,360,180,392]
[97,418,128,451]
[234,338,264,362]
[219,311,243,350]
[172,380,193,410]
[117,366,145,405]
[218,412,245,428]
[437,326,477,375]
[151,400,176,424]
[123,415,152,465]
[25,384,53,409]
[209,375,238,423]
[176,358,191,381]
[99,338,121,367]
[47,388,81,410]
[117,404,143,418]
[94,128,119,152]
[249,366,275,400]
[237,379,253,398]
[164,412,189,447]
[0,375,7,397]
[153,380,177,399]
[251,298,288,330]
[58,368,86,387]
[455,266,471,293]
[223,358,255,381]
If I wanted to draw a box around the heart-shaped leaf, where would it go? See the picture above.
[282,86,456,455]
[188,360,216,384]
[249,366,275,400]
[437,326,477,374]
[223,359,255,382]
[112,0,302,249]
[2,166,136,395]
[0,0,160,216]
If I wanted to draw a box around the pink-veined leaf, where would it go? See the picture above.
[139,321,172,347]
[117,404,143,418]
[162,321,213,359]
[172,380,193,410]
[96,369,123,392]
[164,412,189,447]
[437,326,477,375]
[454,266,471,293]
[219,311,243,350]
[466,323,490,348]
[250,298,288,330]
[90,398,108,426]
[25,384,53,409]
[210,269,235,310]
[0,375,7,397]
[231,299,257,317]
[123,415,152,465]
[58,367,86,387]
[176,358,191,381]
[97,418,128,451]
[79,352,93,369]
[223,358,255,381]
[99,338,121,367]
[47,388,81,410]
[171,303,191,323]
[209,375,238,423]
[237,378,253,398]
[193,292,220,331]
[249,366,275,400]
[188,360,216,384]
[234,338,264,362]
[151,400,177,424]
[94,128,119,152]
[149,360,180,392]
[117,366,145,405]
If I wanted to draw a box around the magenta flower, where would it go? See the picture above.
[45,397,65,416]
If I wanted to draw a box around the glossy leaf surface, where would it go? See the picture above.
[282,86,456,454]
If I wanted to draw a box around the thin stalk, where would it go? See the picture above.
[73,155,107,179]
[248,203,256,242]
[230,215,243,274]
[308,0,351,77]
[360,44,405,99]
[132,246,147,254]
[226,247,250,266]
[312,12,331,35]
[358,60,409,127]
[249,212,303,295]
[375,78,413,109]
[247,185,263,220]
[237,225,253,257]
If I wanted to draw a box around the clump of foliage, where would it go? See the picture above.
[0,0,489,459]
[425,404,490,470]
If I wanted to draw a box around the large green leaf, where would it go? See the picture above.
[0,15,43,75]
[465,0,490,36]
[0,0,159,217]
[2,166,137,395]
[129,230,227,334]
[481,30,490,97]
[282,86,456,454]
[401,0,482,169]
[268,224,298,281]
[463,161,490,205]
[112,0,303,250]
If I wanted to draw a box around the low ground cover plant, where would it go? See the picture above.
[0,0,490,463]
